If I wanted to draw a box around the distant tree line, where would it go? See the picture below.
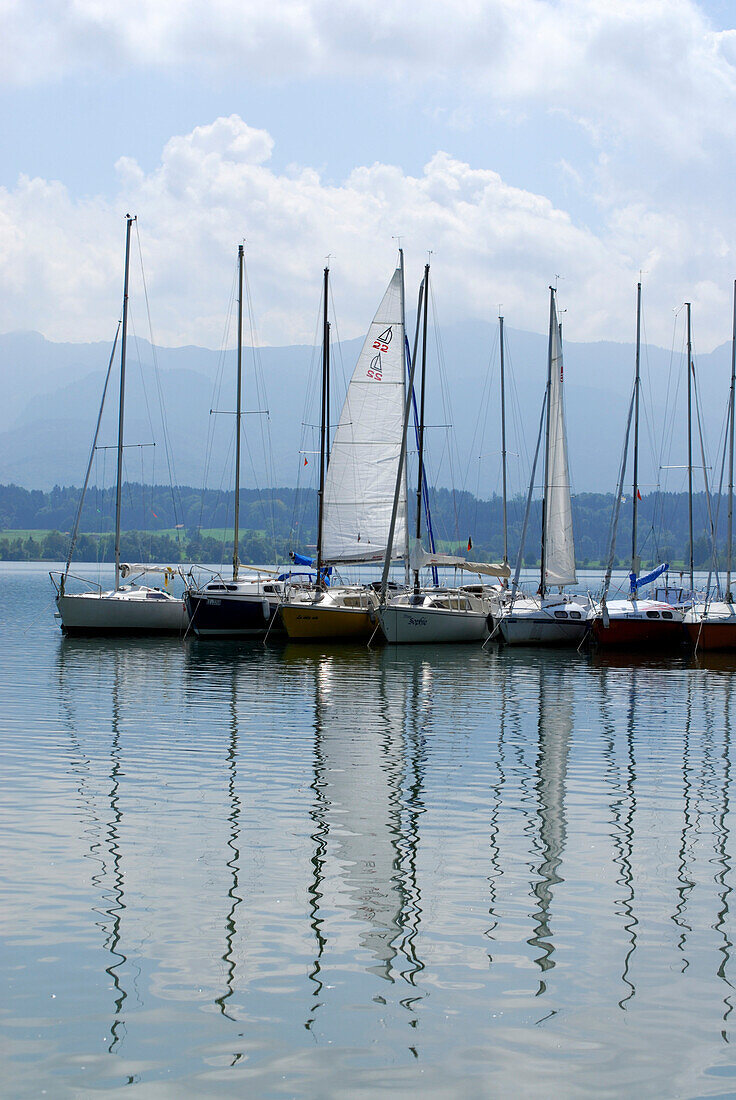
[0,481,730,569]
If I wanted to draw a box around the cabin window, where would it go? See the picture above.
[569,611,582,619]
[662,610,673,620]
[646,610,660,619]
[226,584,238,592]
[207,584,226,591]
[263,585,275,593]
[554,610,568,619]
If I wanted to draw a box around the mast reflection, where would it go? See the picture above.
[529,661,572,996]
[598,661,639,1009]
[57,639,130,1056]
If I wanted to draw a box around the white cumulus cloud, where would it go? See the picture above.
[0,113,733,353]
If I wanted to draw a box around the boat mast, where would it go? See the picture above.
[540,287,555,600]
[399,248,410,585]
[499,313,508,572]
[380,273,425,603]
[114,214,135,592]
[315,266,330,586]
[631,282,641,585]
[728,280,736,602]
[233,244,244,581]
[686,302,694,594]
[413,262,430,595]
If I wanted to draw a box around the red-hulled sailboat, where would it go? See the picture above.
[592,282,685,649]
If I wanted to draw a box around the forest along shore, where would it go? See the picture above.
[0,481,725,568]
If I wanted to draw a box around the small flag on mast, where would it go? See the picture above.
[304,456,308,466]
[637,489,642,501]
[467,536,473,552]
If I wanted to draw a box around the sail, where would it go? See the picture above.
[322,267,407,563]
[409,539,510,578]
[543,293,577,587]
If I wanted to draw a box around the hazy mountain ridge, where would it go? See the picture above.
[0,325,730,493]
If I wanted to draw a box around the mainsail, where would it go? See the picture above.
[543,291,577,587]
[322,267,407,563]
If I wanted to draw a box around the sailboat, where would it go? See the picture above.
[185,245,291,637]
[685,281,736,650]
[52,215,188,634]
[591,282,684,648]
[377,262,510,645]
[497,287,590,645]
[279,258,411,640]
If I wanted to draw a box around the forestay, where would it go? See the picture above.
[322,267,407,563]
[544,293,577,587]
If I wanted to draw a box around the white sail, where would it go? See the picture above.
[322,267,407,563]
[543,293,577,587]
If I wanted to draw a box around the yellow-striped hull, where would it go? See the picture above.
[279,604,375,640]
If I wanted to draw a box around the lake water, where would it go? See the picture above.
[3,562,736,1097]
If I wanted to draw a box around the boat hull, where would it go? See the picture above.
[185,592,280,637]
[280,604,375,640]
[592,617,685,649]
[378,605,488,645]
[57,592,188,635]
[498,615,588,647]
[685,612,736,651]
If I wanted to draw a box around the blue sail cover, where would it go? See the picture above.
[288,550,331,584]
[630,562,669,594]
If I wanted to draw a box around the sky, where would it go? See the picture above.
[1,0,736,354]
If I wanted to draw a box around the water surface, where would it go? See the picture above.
[2,563,736,1097]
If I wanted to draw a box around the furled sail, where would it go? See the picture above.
[409,539,510,578]
[543,292,577,587]
[322,267,407,563]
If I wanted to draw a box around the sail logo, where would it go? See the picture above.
[367,326,392,380]
[367,352,383,381]
[372,326,392,354]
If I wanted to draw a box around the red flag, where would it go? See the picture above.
[303,456,308,466]
[637,489,642,501]
[467,536,473,552]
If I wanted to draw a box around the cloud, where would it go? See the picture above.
[2,1,735,157]
[0,113,733,354]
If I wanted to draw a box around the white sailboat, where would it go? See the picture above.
[685,286,736,649]
[52,215,187,635]
[497,287,590,645]
[377,262,509,645]
[280,257,410,640]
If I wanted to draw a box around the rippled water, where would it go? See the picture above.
[4,563,736,1097]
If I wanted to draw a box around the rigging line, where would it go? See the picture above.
[327,274,348,420]
[64,321,121,580]
[134,220,183,532]
[602,383,636,603]
[428,280,462,543]
[639,305,659,498]
[466,324,499,540]
[706,404,729,599]
[654,314,687,560]
[692,354,719,585]
[199,265,237,532]
[290,290,324,550]
[242,254,277,561]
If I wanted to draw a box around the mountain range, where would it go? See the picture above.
[0,321,730,496]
